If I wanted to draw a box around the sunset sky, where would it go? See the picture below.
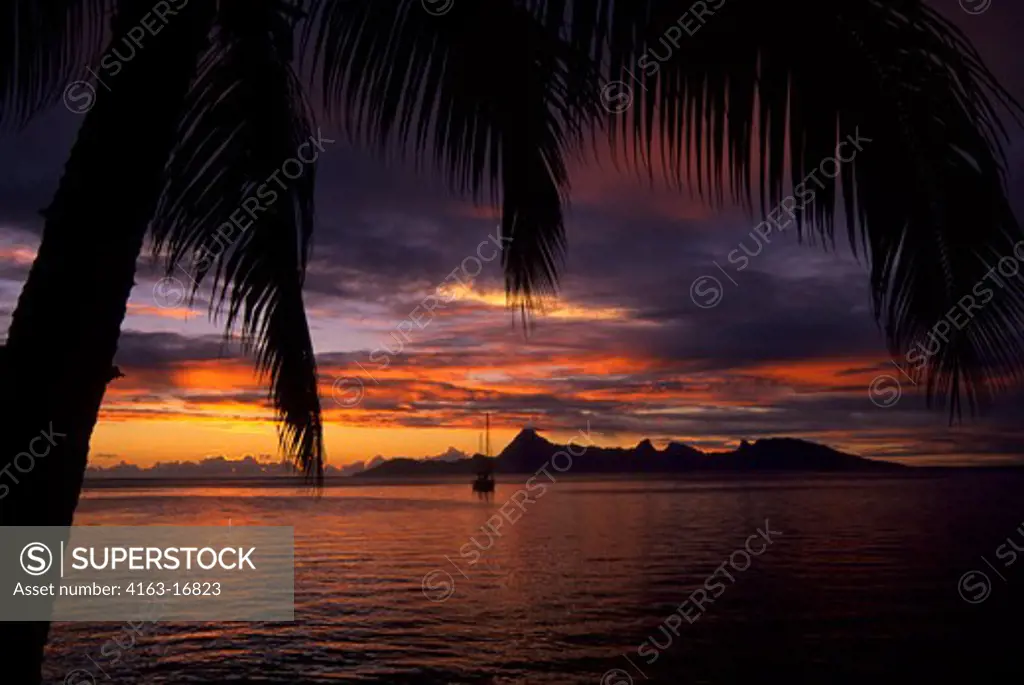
[2,0,1023,469]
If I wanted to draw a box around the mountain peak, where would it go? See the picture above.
[636,438,657,456]
[511,427,548,443]
[426,446,469,462]
[499,427,556,463]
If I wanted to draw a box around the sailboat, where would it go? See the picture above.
[472,470,495,493]
[473,412,496,494]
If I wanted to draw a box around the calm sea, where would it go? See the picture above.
[43,473,1024,684]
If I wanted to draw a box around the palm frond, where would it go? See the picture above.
[837,3,1024,418]
[552,0,1024,417]
[303,0,603,314]
[151,0,324,483]
[0,0,111,127]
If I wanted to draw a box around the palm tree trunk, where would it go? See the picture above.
[0,2,213,681]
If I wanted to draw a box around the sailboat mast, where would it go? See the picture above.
[485,412,491,458]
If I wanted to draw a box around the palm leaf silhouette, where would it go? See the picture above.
[304,0,604,314]
[308,0,1024,417]
[152,0,324,482]
[0,0,110,126]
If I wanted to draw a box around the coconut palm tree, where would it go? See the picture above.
[1,0,1022,681]
[1,0,322,679]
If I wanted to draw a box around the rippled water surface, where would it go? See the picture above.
[43,473,1024,683]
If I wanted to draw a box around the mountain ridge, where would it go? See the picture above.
[353,428,905,477]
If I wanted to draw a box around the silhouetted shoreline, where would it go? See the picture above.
[78,467,1024,490]
[354,430,909,477]
[81,430,1024,488]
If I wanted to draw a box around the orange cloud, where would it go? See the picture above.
[127,303,196,320]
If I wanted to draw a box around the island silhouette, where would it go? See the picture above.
[354,428,905,478]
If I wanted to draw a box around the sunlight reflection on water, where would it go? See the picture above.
[43,473,1024,683]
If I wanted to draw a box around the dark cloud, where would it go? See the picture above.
[114,330,240,369]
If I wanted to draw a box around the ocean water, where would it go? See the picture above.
[42,473,1024,684]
